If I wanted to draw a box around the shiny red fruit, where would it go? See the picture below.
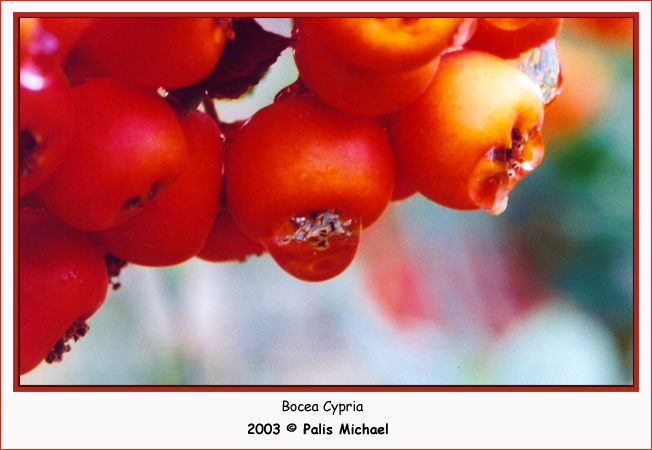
[388,50,545,215]
[81,18,227,89]
[225,95,395,281]
[20,18,93,69]
[306,17,475,72]
[19,65,75,196]
[465,18,563,59]
[39,77,189,231]
[20,207,109,375]
[292,18,440,117]
[197,210,266,263]
[91,110,225,266]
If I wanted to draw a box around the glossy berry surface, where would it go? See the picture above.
[307,17,475,72]
[388,49,545,214]
[20,207,109,375]
[81,18,227,89]
[20,17,93,69]
[38,77,189,231]
[198,210,266,263]
[91,109,225,266]
[19,65,74,196]
[292,18,440,117]
[225,95,394,280]
[465,18,563,59]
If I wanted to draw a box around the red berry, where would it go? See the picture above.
[81,18,227,89]
[312,17,475,72]
[376,115,417,202]
[465,18,563,59]
[225,95,394,281]
[20,18,93,70]
[292,18,440,117]
[39,18,94,63]
[91,110,225,266]
[20,207,109,375]
[197,210,266,263]
[388,50,545,214]
[19,64,75,195]
[39,77,189,231]
[63,38,112,87]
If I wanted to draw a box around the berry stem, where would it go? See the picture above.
[201,95,220,124]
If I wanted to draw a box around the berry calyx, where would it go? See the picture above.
[261,209,361,282]
[468,129,544,215]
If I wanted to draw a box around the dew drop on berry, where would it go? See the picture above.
[261,209,361,282]
[518,38,562,106]
[468,130,544,215]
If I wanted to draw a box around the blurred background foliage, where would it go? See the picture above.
[21,17,635,385]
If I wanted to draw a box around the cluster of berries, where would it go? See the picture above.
[18,17,563,375]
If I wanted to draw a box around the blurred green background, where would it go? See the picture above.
[21,18,635,385]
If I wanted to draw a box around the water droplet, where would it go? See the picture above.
[518,38,563,106]
[261,209,361,282]
[468,130,544,215]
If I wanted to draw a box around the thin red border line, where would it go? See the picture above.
[13,12,21,393]
[12,11,640,17]
[631,10,639,394]
[13,13,639,392]
[14,384,640,393]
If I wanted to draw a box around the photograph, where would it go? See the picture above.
[7,8,646,449]
[16,15,636,387]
